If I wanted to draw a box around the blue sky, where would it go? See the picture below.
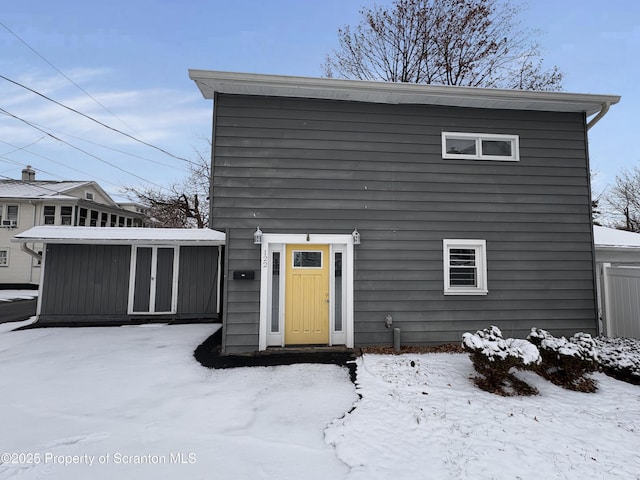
[1,0,638,201]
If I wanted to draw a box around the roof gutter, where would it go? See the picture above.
[587,102,611,131]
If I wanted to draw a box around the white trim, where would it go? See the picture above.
[442,132,519,162]
[0,248,8,266]
[189,70,620,116]
[443,239,488,295]
[258,233,354,351]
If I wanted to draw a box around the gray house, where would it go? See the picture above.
[190,70,619,355]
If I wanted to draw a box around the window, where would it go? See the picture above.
[78,208,88,226]
[90,210,99,226]
[442,132,519,161]
[110,214,117,227]
[292,251,323,268]
[0,249,8,266]
[85,192,94,200]
[43,206,56,225]
[443,239,488,295]
[61,206,73,225]
[101,212,108,227]
[118,216,125,227]
[2,205,18,227]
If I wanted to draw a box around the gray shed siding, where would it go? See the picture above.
[38,244,219,324]
[211,94,596,353]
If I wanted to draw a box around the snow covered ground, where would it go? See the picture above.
[0,290,38,302]
[1,320,639,479]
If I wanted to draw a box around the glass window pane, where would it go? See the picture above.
[334,252,343,332]
[293,251,322,268]
[271,252,280,333]
[7,206,18,221]
[446,138,476,155]
[482,140,512,157]
[450,248,476,266]
[450,268,477,286]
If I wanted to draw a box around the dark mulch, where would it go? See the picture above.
[473,372,540,397]
[193,328,358,382]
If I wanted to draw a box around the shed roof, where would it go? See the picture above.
[594,226,640,250]
[189,70,620,116]
[12,226,226,246]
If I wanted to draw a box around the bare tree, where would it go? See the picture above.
[605,167,640,232]
[323,0,562,91]
[124,143,210,228]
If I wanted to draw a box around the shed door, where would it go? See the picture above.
[130,246,178,314]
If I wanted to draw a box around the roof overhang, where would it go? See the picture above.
[12,226,226,246]
[189,69,620,116]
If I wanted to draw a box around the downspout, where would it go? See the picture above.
[586,102,611,131]
[20,242,42,262]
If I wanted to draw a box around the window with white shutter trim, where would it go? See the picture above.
[443,240,488,295]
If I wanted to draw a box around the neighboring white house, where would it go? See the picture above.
[594,225,640,338]
[0,166,150,286]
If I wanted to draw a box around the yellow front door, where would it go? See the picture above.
[285,244,330,345]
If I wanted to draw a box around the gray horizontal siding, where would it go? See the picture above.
[212,94,596,352]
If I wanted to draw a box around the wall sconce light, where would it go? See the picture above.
[254,226,263,245]
[352,228,361,245]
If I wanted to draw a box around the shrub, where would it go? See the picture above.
[462,326,540,396]
[594,337,640,385]
[527,328,598,392]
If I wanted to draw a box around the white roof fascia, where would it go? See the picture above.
[12,226,226,246]
[189,70,620,117]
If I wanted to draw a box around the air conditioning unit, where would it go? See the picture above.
[2,220,17,228]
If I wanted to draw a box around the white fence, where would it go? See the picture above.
[602,264,640,338]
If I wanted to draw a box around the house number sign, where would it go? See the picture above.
[262,249,269,269]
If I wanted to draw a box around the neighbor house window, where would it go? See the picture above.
[85,192,94,200]
[43,205,56,225]
[78,208,88,226]
[60,206,73,225]
[110,214,117,227]
[442,132,519,161]
[3,205,18,227]
[443,239,488,295]
[0,249,8,266]
[101,212,108,227]
[90,210,99,226]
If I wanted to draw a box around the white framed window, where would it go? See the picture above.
[442,132,519,161]
[0,249,8,266]
[443,239,488,295]
[43,205,56,225]
[85,191,94,200]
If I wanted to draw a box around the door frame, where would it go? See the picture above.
[258,233,354,351]
[127,245,180,315]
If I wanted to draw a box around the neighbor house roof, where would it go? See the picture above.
[12,226,226,246]
[189,70,620,116]
[0,180,92,200]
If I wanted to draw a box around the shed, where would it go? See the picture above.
[594,225,640,338]
[12,226,225,325]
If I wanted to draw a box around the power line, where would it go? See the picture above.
[0,20,139,135]
[0,106,170,191]
[0,74,197,166]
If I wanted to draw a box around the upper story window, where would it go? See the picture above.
[85,192,94,201]
[43,205,56,225]
[443,239,488,295]
[1,205,18,227]
[60,206,73,225]
[442,132,519,162]
[0,249,8,266]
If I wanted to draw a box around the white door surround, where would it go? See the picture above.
[258,233,355,351]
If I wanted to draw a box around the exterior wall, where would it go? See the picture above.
[211,93,597,353]
[38,243,219,324]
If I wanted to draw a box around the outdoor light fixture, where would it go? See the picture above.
[352,228,361,245]
[254,226,263,245]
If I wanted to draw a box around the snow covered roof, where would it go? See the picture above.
[12,226,225,246]
[0,180,92,199]
[594,225,640,250]
[189,70,620,116]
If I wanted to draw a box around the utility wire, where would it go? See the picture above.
[0,74,197,166]
[0,106,170,191]
[0,20,139,135]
